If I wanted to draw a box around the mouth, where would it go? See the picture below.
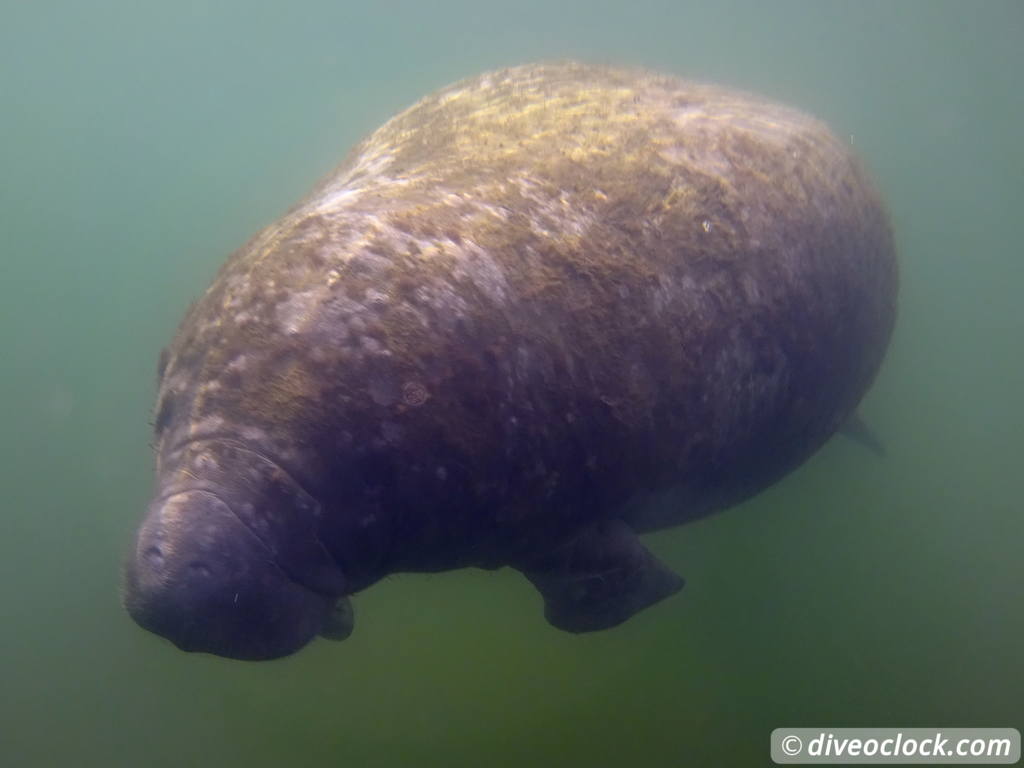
[123,490,339,660]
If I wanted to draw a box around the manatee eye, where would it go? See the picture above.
[143,546,164,569]
[153,394,176,435]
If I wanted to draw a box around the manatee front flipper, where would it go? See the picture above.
[320,596,354,641]
[516,520,683,633]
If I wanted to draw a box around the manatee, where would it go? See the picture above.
[123,62,897,660]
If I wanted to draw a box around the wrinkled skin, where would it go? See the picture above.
[123,62,897,660]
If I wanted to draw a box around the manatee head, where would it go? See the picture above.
[122,438,350,660]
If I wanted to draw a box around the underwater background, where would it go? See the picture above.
[1,1,1021,765]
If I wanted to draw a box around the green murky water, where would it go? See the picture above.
[1,1,1020,765]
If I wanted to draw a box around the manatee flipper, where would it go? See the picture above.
[839,412,886,457]
[517,520,683,633]
[320,596,354,641]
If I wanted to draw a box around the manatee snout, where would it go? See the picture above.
[123,490,333,660]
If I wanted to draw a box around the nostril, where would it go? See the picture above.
[143,546,164,569]
[188,562,211,578]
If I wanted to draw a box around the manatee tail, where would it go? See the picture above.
[839,412,886,457]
